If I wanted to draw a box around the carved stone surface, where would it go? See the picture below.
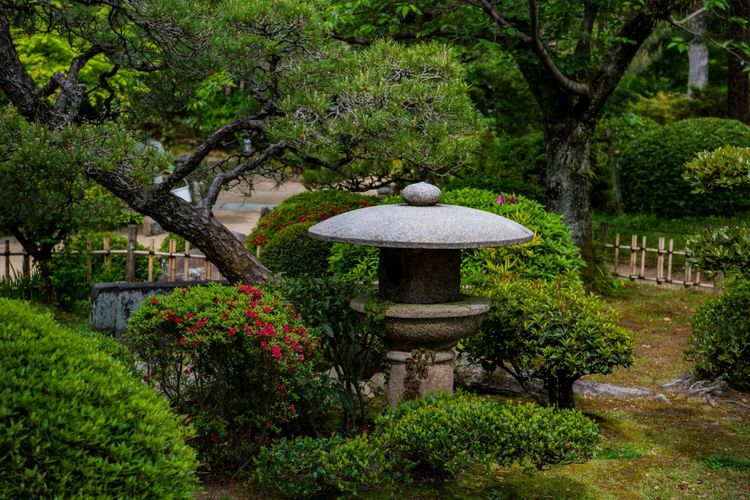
[386,349,455,406]
[379,248,461,303]
[351,295,490,351]
[401,181,441,206]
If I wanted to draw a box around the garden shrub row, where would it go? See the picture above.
[0,299,197,498]
[619,117,750,217]
[253,392,599,498]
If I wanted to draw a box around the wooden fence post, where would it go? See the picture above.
[183,241,191,280]
[629,234,638,279]
[148,238,155,282]
[126,224,137,282]
[168,239,177,282]
[667,239,674,283]
[614,233,620,275]
[103,237,111,268]
[640,235,647,279]
[657,237,665,283]
[86,240,93,282]
[4,240,9,280]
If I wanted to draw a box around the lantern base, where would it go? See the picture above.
[386,349,455,407]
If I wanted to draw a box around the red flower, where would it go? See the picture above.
[222,312,228,320]
[189,326,197,334]
[261,340,268,351]
[228,326,236,337]
[173,316,181,324]
[181,288,188,295]
[179,336,187,344]
[262,307,270,314]
[150,296,158,305]
[245,325,253,335]
[298,354,305,362]
[191,340,198,348]
[246,309,257,319]
[272,345,282,359]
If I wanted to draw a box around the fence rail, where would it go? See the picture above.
[1,224,220,282]
[600,224,715,290]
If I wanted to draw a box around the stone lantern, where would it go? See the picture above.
[308,182,533,405]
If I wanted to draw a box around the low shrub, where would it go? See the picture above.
[159,232,189,253]
[329,188,583,287]
[49,231,155,310]
[249,189,378,247]
[0,299,197,497]
[260,222,332,277]
[687,224,750,278]
[127,283,318,469]
[464,278,633,408]
[252,392,599,498]
[688,280,750,390]
[619,118,750,216]
[377,392,599,475]
[253,434,395,498]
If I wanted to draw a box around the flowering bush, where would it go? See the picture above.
[248,189,378,247]
[127,283,317,469]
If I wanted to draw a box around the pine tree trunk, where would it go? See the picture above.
[544,119,597,282]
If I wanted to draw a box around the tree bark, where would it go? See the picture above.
[85,168,273,284]
[727,0,750,123]
[547,373,576,409]
[544,118,597,282]
[687,7,709,97]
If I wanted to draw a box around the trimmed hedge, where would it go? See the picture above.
[689,280,750,390]
[619,118,750,216]
[252,392,599,498]
[260,222,332,277]
[0,299,198,497]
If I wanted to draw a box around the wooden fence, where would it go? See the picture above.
[2,224,220,282]
[600,224,715,290]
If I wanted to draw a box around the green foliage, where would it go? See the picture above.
[250,189,378,246]
[252,392,599,497]
[329,188,583,286]
[619,118,750,216]
[688,280,750,390]
[127,283,318,468]
[253,434,396,498]
[445,131,547,202]
[49,231,155,311]
[268,276,384,430]
[626,90,727,125]
[261,222,332,278]
[0,299,197,497]
[687,225,750,278]
[276,39,482,189]
[592,113,658,211]
[464,278,633,408]
[378,393,599,475]
[160,233,189,253]
[684,145,750,193]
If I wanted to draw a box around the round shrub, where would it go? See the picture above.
[260,222,332,277]
[688,280,750,390]
[252,392,599,497]
[249,189,378,247]
[619,118,750,216]
[0,298,197,497]
[377,392,599,475]
[253,434,395,498]
[50,231,156,310]
[464,278,633,408]
[127,283,318,468]
[329,188,584,287]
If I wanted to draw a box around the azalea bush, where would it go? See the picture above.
[127,283,317,469]
[249,190,378,247]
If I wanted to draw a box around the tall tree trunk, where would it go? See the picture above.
[545,118,597,283]
[687,7,709,97]
[728,0,750,122]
